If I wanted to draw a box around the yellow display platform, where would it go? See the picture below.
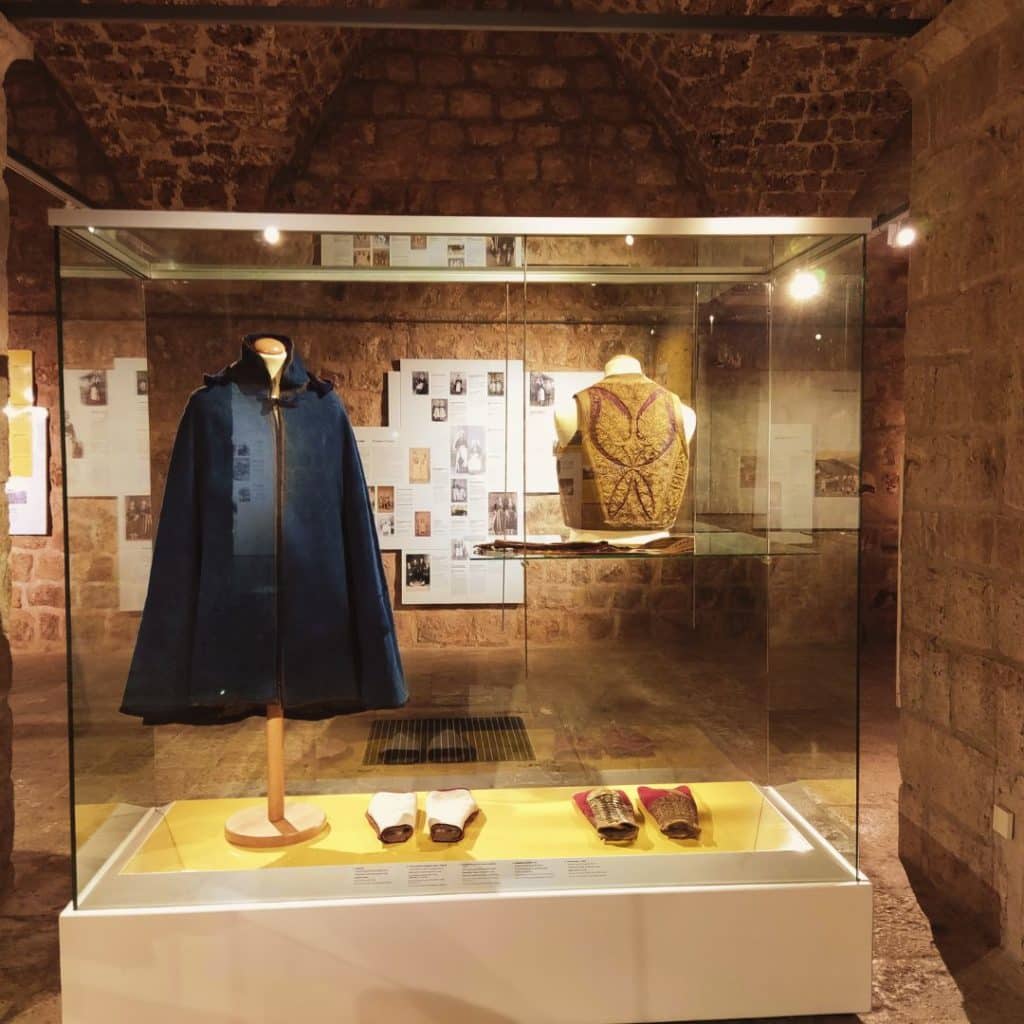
[123,781,807,875]
[75,802,121,848]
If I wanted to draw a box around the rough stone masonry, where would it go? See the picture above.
[896,0,1024,955]
[0,11,33,896]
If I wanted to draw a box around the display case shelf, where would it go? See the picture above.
[471,530,819,560]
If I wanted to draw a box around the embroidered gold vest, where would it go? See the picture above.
[556,374,689,531]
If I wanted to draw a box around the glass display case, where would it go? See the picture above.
[53,212,870,1022]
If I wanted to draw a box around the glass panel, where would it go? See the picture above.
[767,236,864,872]
[58,231,154,901]
[58,222,864,911]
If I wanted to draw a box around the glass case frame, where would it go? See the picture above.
[49,210,869,914]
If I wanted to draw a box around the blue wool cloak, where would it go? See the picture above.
[121,334,407,724]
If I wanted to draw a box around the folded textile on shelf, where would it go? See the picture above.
[426,788,479,843]
[573,787,640,844]
[637,785,701,839]
[474,535,694,556]
[366,791,417,844]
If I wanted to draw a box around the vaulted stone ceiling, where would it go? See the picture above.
[11,0,945,213]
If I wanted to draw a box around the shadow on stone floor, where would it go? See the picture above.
[0,851,68,1024]
[902,867,1024,1024]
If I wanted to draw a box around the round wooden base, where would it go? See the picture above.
[225,802,328,849]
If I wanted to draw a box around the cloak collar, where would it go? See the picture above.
[238,333,309,393]
[205,334,334,396]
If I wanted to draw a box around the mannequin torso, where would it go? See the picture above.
[253,336,287,398]
[554,354,696,448]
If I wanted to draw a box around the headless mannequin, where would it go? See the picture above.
[554,354,696,545]
[224,336,328,848]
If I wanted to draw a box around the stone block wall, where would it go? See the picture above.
[6,58,122,653]
[6,178,66,654]
[270,29,705,214]
[862,232,908,648]
[0,13,34,895]
[896,0,1024,952]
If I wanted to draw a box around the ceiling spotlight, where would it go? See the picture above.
[87,226,96,234]
[894,224,917,247]
[650,328,656,336]
[262,225,282,246]
[789,269,822,301]
[887,217,918,248]
[625,234,635,247]
[815,333,823,341]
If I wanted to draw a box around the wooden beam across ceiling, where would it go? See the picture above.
[0,3,931,38]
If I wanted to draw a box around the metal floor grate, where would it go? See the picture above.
[363,715,535,767]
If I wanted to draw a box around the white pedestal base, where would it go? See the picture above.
[61,877,872,1023]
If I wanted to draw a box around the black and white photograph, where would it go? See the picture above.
[529,372,555,407]
[411,234,428,250]
[450,478,467,503]
[233,444,250,481]
[739,454,758,489]
[451,537,469,561]
[377,514,395,536]
[488,491,518,535]
[372,248,389,268]
[65,418,84,459]
[409,447,431,484]
[406,553,430,589]
[125,495,153,542]
[377,485,395,512]
[412,370,429,395]
[136,370,149,396]
[487,371,505,397]
[450,425,486,475]
[353,235,373,265]
[449,371,467,396]
[414,510,432,537]
[79,370,107,407]
[447,242,465,268]
[432,398,448,422]
[451,502,468,517]
[487,235,517,267]
[368,485,376,508]
[238,487,251,503]
[815,456,859,498]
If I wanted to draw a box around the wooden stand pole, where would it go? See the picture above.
[224,703,327,849]
[224,337,327,849]
[266,702,286,822]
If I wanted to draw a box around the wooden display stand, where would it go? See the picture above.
[224,336,327,850]
[224,703,327,848]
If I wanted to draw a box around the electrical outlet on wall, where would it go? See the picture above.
[993,805,1015,840]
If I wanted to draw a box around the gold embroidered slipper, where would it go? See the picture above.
[573,787,640,844]
[637,785,701,839]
